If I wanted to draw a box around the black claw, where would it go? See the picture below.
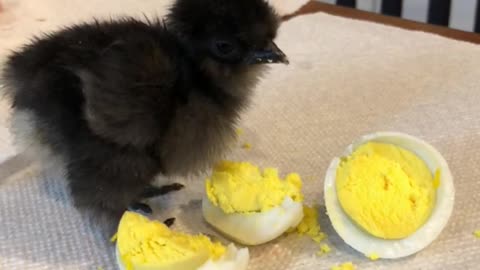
[140,183,185,199]
[128,202,153,215]
[163,217,176,227]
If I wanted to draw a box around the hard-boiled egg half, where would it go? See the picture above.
[324,132,454,259]
[202,161,304,245]
[115,211,249,270]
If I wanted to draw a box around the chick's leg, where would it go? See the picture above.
[129,183,185,215]
[126,202,176,227]
[128,201,153,214]
[132,183,185,227]
[139,183,185,199]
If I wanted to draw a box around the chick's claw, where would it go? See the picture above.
[163,217,176,227]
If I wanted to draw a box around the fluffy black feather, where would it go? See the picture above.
[1,0,285,236]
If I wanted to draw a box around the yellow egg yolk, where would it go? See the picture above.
[205,161,303,214]
[367,253,379,261]
[235,128,244,136]
[116,211,226,270]
[287,205,329,256]
[336,142,438,239]
[317,244,331,255]
[331,262,356,270]
[291,205,326,243]
[242,143,252,150]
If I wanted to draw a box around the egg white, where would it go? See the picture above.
[324,132,455,259]
[116,243,249,270]
[202,196,304,245]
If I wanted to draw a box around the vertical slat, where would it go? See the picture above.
[337,0,356,8]
[427,0,452,26]
[373,0,382,13]
[475,0,480,32]
[402,0,429,23]
[357,0,377,12]
[381,0,403,17]
[318,0,336,4]
[449,0,477,32]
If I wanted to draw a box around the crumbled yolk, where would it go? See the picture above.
[242,143,252,150]
[336,142,438,239]
[288,205,328,255]
[474,230,480,238]
[205,161,303,213]
[110,233,118,242]
[291,205,326,243]
[235,128,244,136]
[117,211,226,270]
[367,253,379,261]
[317,244,331,255]
[331,262,356,270]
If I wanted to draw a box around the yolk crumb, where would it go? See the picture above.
[317,244,331,255]
[331,262,356,270]
[292,205,326,242]
[474,230,480,238]
[117,211,226,270]
[110,233,117,243]
[242,143,252,150]
[235,128,244,136]
[367,253,379,261]
[205,161,303,213]
[289,205,328,255]
[336,142,437,239]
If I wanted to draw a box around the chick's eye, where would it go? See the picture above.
[211,39,240,59]
[216,40,234,55]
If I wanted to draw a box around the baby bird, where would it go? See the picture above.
[1,0,288,235]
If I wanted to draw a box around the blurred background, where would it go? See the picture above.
[319,0,480,33]
[0,1,479,33]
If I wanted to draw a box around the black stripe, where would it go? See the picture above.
[337,0,356,8]
[381,0,403,17]
[427,0,452,26]
[475,0,480,33]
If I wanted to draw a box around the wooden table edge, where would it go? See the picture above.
[282,1,480,45]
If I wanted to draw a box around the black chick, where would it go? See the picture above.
[1,0,288,236]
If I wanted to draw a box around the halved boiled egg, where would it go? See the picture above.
[202,161,304,245]
[115,211,249,270]
[324,132,454,259]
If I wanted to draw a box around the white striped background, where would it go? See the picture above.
[317,0,479,32]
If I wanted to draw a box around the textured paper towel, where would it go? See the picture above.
[1,2,480,270]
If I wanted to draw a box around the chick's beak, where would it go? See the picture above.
[248,41,289,65]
